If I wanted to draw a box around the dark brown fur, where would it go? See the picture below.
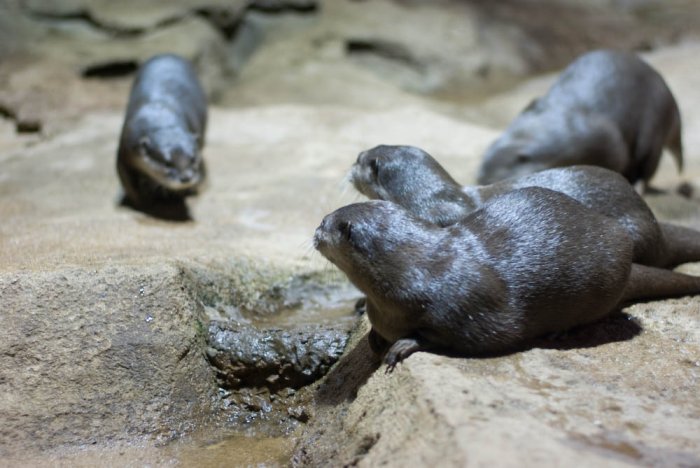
[477,49,683,190]
[315,190,700,369]
[117,54,207,207]
[352,145,700,268]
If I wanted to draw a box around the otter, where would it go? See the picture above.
[314,190,700,369]
[477,49,683,190]
[351,145,700,268]
[117,54,207,207]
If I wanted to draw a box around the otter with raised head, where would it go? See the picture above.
[477,49,683,189]
[117,54,207,207]
[352,145,700,268]
[314,190,700,369]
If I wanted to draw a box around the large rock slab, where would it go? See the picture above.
[0,264,218,454]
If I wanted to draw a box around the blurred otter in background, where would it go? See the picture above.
[477,49,683,192]
[117,54,207,212]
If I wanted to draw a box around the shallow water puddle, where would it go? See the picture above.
[5,433,294,467]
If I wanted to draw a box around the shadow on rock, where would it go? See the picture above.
[531,312,643,351]
[119,196,193,222]
[394,312,644,363]
[315,331,381,406]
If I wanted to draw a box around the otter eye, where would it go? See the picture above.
[338,221,353,241]
[369,158,379,175]
[516,153,531,164]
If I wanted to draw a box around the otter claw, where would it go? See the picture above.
[384,338,422,373]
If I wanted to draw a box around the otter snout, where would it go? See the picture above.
[313,216,333,251]
[313,226,325,250]
[178,167,198,184]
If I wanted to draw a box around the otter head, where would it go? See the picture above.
[314,201,443,297]
[350,145,458,200]
[351,145,475,226]
[135,127,204,192]
[476,106,613,185]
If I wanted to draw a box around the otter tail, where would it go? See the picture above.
[666,103,684,173]
[661,223,700,267]
[621,264,700,304]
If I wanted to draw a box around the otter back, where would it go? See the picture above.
[351,145,670,266]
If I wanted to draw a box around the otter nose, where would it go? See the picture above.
[179,169,194,183]
[313,226,326,249]
[171,147,197,171]
[313,216,333,248]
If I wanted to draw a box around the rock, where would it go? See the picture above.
[250,0,318,12]
[0,265,218,454]
[22,0,247,32]
[293,308,700,466]
[221,0,700,107]
[0,6,231,136]
[0,258,359,455]
[287,405,310,423]
[207,322,350,391]
[0,104,496,272]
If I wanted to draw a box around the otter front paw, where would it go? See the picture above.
[384,337,423,373]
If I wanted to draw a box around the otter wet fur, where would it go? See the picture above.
[314,189,700,370]
[351,145,700,268]
[477,49,683,189]
[117,54,207,207]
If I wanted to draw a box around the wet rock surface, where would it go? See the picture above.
[207,322,351,391]
[1,0,700,465]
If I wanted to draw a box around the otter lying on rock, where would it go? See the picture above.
[117,54,207,208]
[351,145,700,268]
[314,189,700,370]
[477,49,683,190]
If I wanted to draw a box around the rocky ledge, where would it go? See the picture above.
[1,0,700,464]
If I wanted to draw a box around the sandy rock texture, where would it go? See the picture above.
[0,265,217,451]
[1,0,700,464]
[295,305,700,466]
